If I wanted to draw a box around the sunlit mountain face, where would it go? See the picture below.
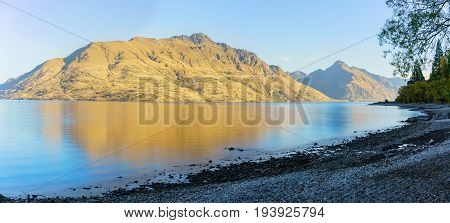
[0,34,330,102]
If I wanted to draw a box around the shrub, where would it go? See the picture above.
[396,78,450,103]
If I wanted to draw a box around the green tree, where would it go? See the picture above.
[444,51,450,78]
[379,0,450,77]
[408,62,425,85]
[430,40,445,80]
[397,79,450,103]
[437,56,448,79]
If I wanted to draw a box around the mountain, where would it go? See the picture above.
[299,61,406,101]
[365,72,406,93]
[0,33,331,102]
[288,71,308,82]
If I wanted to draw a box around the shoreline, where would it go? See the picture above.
[1,103,449,203]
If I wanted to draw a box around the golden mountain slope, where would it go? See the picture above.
[1,33,331,102]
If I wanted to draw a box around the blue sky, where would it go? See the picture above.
[0,0,395,83]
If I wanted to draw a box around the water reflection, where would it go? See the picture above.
[40,102,295,166]
[0,101,419,196]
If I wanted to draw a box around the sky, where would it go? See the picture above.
[0,0,396,83]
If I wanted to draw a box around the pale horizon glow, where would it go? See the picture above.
[0,0,400,83]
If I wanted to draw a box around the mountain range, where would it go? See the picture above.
[287,71,308,82]
[0,33,330,102]
[290,61,406,101]
[0,34,405,102]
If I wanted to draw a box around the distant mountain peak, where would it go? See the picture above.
[332,60,348,67]
[298,61,406,101]
[287,70,308,82]
[190,32,211,40]
[172,33,213,45]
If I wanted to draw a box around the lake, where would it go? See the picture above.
[0,101,420,196]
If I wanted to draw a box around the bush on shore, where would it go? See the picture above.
[396,78,450,103]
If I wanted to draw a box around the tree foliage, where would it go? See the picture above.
[397,78,450,103]
[399,46,449,103]
[437,54,448,78]
[431,40,444,77]
[379,0,450,77]
[408,61,425,85]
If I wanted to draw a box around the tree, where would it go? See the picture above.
[397,78,450,103]
[447,53,450,78]
[408,62,425,85]
[379,0,450,77]
[430,40,444,79]
[437,55,448,79]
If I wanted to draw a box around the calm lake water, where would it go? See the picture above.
[0,101,420,196]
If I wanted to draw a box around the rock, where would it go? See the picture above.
[208,160,212,163]
[0,194,10,202]
[225,147,235,151]
[405,115,429,123]
[237,148,244,152]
